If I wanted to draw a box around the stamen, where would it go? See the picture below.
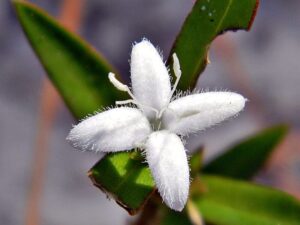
[108,72,128,92]
[156,121,162,130]
[169,53,182,99]
[108,72,137,100]
[153,53,182,120]
[108,72,159,117]
[116,99,136,105]
[158,106,168,118]
[113,90,159,116]
[173,53,182,78]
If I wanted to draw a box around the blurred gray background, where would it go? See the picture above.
[0,0,300,224]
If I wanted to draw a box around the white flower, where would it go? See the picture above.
[67,39,246,211]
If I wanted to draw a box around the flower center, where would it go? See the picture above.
[108,53,182,131]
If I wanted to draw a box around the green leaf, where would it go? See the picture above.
[190,147,204,177]
[203,125,288,179]
[160,210,193,225]
[88,151,155,215]
[195,175,300,225]
[170,0,259,90]
[14,0,125,119]
[14,0,153,213]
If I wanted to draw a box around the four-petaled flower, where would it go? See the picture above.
[67,39,246,211]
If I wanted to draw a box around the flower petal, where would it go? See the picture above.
[146,131,189,211]
[163,92,246,136]
[131,39,171,119]
[67,107,151,152]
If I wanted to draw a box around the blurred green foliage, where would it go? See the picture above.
[203,125,288,179]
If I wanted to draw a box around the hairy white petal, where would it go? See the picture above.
[131,39,171,119]
[67,107,151,152]
[163,92,246,135]
[146,131,189,211]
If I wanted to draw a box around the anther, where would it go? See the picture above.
[108,72,128,92]
[108,72,136,100]
[169,53,182,100]
[172,53,181,79]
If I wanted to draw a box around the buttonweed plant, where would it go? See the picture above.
[14,0,300,224]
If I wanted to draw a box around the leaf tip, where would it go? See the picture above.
[87,167,154,216]
[12,0,30,9]
[12,0,38,19]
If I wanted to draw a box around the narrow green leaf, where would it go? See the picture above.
[89,151,155,215]
[170,0,259,90]
[203,125,288,179]
[195,175,300,225]
[14,0,153,213]
[14,0,125,119]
